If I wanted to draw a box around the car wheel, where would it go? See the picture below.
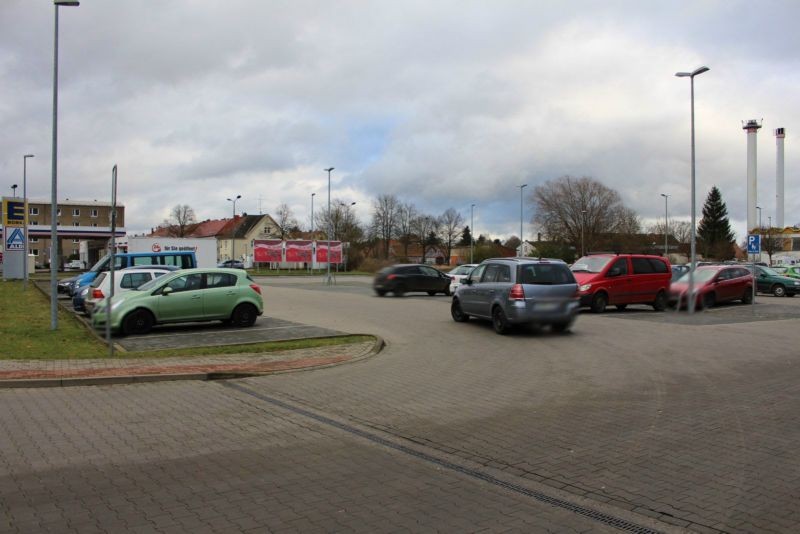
[741,288,754,304]
[451,299,469,322]
[122,309,154,336]
[393,284,406,297]
[652,290,667,312]
[702,292,716,309]
[590,292,608,313]
[443,286,451,296]
[551,319,574,334]
[787,293,795,298]
[615,304,627,311]
[231,303,258,327]
[375,289,387,297]
[772,284,786,297]
[492,306,511,335]
[427,291,437,296]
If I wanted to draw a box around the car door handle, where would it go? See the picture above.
[191,295,201,299]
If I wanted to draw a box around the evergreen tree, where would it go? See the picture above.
[697,186,735,260]
[458,226,473,246]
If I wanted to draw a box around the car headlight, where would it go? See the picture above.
[579,284,592,292]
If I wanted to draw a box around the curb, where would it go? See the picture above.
[0,336,385,389]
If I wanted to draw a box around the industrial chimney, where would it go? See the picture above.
[743,119,762,233]
[776,128,785,229]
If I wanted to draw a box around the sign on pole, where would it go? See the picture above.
[747,234,761,254]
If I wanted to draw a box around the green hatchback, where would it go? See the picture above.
[779,265,800,280]
[749,265,800,297]
[92,268,264,335]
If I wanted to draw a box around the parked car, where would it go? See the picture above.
[447,263,478,294]
[668,265,753,309]
[671,264,690,282]
[746,265,800,297]
[84,267,175,317]
[570,254,672,312]
[72,284,91,313]
[774,265,800,279]
[64,259,85,271]
[373,264,452,296]
[92,268,263,335]
[451,257,579,334]
[58,275,80,295]
[217,259,245,269]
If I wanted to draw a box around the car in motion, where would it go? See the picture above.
[447,263,478,294]
[373,264,452,296]
[668,265,753,309]
[451,257,579,334]
[92,268,263,335]
[570,253,671,312]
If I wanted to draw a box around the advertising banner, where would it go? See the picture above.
[316,241,342,263]
[285,240,312,262]
[253,239,283,262]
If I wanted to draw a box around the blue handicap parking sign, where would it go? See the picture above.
[747,234,761,254]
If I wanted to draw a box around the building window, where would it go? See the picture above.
[792,238,800,251]
[73,222,80,227]
[72,249,79,255]
[90,209,98,217]
[30,207,39,216]
[91,223,98,227]
[57,209,61,216]
[72,208,80,216]
[30,237,39,243]
[31,249,39,256]
[72,239,80,244]
[30,220,38,225]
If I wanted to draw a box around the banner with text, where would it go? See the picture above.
[285,240,312,263]
[316,241,342,263]
[253,239,283,262]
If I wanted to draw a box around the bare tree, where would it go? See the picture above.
[396,202,417,259]
[275,203,298,240]
[412,214,440,264]
[370,194,400,259]
[671,220,692,244]
[761,227,785,266]
[316,200,363,244]
[437,208,464,264]
[162,204,196,237]
[532,175,640,252]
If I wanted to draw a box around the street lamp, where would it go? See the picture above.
[310,192,316,271]
[581,209,587,257]
[470,203,475,264]
[23,155,34,290]
[11,184,18,197]
[227,194,241,262]
[756,205,762,262]
[50,0,80,330]
[324,167,334,285]
[518,184,527,256]
[675,65,709,315]
[660,193,670,258]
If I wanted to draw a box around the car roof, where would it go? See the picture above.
[482,257,566,264]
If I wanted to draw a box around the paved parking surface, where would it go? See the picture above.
[5,276,800,532]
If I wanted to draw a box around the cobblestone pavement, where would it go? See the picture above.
[3,278,800,532]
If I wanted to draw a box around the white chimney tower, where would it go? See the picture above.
[743,119,762,232]
[776,128,785,229]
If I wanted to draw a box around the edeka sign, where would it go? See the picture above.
[253,240,283,262]
[2,198,26,227]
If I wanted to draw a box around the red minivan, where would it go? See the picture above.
[570,254,672,313]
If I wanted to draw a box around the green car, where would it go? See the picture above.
[92,268,264,335]
[780,265,800,280]
[749,265,800,297]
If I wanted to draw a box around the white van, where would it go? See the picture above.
[84,267,174,316]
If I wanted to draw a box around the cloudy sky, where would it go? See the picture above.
[2,1,798,242]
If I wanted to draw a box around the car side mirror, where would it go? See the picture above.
[162,286,173,296]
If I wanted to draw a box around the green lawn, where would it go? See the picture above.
[0,280,372,360]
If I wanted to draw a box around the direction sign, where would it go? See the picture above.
[747,234,761,254]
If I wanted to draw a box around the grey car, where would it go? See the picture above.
[451,257,580,334]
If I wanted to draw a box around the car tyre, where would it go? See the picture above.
[615,304,627,311]
[375,289,387,297]
[451,299,469,322]
[122,309,154,336]
[590,292,608,313]
[652,290,667,312]
[741,288,753,304]
[443,286,451,296]
[427,291,437,296]
[551,319,574,334]
[231,303,258,327]
[702,292,716,309]
[492,306,511,335]
[393,284,406,297]
[772,284,786,297]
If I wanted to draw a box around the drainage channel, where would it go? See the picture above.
[221,381,667,534]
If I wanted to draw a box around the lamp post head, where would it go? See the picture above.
[236,194,241,200]
[312,193,316,197]
[12,184,18,190]
[24,154,34,159]
[324,167,334,173]
[54,1,80,6]
[676,66,709,78]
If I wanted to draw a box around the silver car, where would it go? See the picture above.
[451,257,579,334]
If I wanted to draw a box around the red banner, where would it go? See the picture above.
[316,241,342,263]
[253,240,282,262]
[285,240,312,262]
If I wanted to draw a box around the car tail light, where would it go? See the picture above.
[509,284,525,300]
[250,283,262,295]
[387,274,397,280]
[92,289,104,299]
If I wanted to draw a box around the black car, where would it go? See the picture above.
[373,264,452,297]
[217,260,245,269]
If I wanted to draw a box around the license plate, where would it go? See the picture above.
[536,302,560,311]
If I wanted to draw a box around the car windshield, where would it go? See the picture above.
[449,265,474,276]
[570,256,612,273]
[760,267,781,276]
[677,269,719,283]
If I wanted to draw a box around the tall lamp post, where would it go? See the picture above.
[227,194,241,262]
[11,184,18,197]
[310,192,316,271]
[660,193,670,258]
[470,203,475,264]
[676,65,709,315]
[518,184,527,256]
[581,209,587,257]
[756,205,762,262]
[23,155,34,290]
[324,167,334,284]
[50,0,80,330]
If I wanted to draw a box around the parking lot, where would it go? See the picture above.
[9,275,799,532]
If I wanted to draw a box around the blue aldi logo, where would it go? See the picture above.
[5,227,25,250]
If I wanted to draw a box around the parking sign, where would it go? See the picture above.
[747,234,761,254]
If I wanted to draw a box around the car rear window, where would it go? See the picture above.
[483,264,511,283]
[632,258,654,274]
[519,264,575,285]
[648,258,668,273]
